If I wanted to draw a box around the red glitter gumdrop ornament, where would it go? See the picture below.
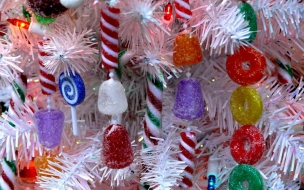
[173,33,203,66]
[226,46,266,86]
[102,124,134,169]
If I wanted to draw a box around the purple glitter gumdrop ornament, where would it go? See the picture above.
[34,109,65,148]
[173,78,204,120]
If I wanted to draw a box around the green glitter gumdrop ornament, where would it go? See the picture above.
[229,164,263,190]
[239,2,257,43]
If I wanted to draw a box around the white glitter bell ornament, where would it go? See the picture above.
[98,71,128,115]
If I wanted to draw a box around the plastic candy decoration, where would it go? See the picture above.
[229,164,264,190]
[143,72,163,147]
[226,46,266,86]
[98,78,128,115]
[238,2,257,43]
[59,71,85,136]
[102,124,134,169]
[101,7,120,70]
[173,33,203,67]
[179,131,196,188]
[173,78,204,120]
[38,40,56,96]
[230,125,264,165]
[174,0,192,20]
[230,86,263,125]
[0,158,17,190]
[34,109,65,148]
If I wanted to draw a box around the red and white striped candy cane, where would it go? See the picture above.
[38,40,56,96]
[179,131,196,188]
[100,7,120,70]
[174,0,192,20]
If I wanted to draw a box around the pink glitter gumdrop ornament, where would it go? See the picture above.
[102,124,134,169]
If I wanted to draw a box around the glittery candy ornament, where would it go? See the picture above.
[229,164,264,190]
[59,71,85,136]
[226,46,266,86]
[34,109,65,148]
[173,78,204,120]
[98,78,128,115]
[230,125,264,165]
[238,2,258,43]
[230,86,263,125]
[173,33,203,67]
[102,124,134,169]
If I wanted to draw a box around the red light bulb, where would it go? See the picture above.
[164,3,173,21]
[6,18,30,30]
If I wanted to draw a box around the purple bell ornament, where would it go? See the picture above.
[34,109,65,148]
[173,78,204,120]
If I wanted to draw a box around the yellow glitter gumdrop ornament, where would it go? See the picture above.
[173,33,203,66]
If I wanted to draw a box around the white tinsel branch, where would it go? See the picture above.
[140,130,187,189]
[192,0,252,55]
[41,28,98,75]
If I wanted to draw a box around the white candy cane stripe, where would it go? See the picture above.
[0,159,16,190]
[174,0,192,20]
[143,73,163,147]
[101,7,120,70]
[38,41,56,95]
[179,131,197,188]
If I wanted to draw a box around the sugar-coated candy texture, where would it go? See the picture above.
[59,72,86,107]
[229,164,263,190]
[102,124,134,169]
[34,109,64,148]
[173,33,203,66]
[27,0,67,18]
[230,125,264,165]
[98,79,128,115]
[226,46,266,86]
[173,78,204,120]
[238,3,257,43]
[230,86,263,125]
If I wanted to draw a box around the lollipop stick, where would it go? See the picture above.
[71,106,78,136]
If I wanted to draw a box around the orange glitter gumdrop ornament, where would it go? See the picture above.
[173,33,203,66]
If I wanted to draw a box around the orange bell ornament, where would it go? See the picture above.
[173,33,203,66]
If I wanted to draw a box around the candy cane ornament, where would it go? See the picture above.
[38,40,56,96]
[179,131,196,188]
[174,0,192,20]
[143,72,163,147]
[0,158,17,190]
[8,74,27,118]
[100,6,120,70]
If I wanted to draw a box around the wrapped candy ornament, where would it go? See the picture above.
[102,124,134,169]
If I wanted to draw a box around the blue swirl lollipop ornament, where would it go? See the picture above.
[59,71,85,136]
